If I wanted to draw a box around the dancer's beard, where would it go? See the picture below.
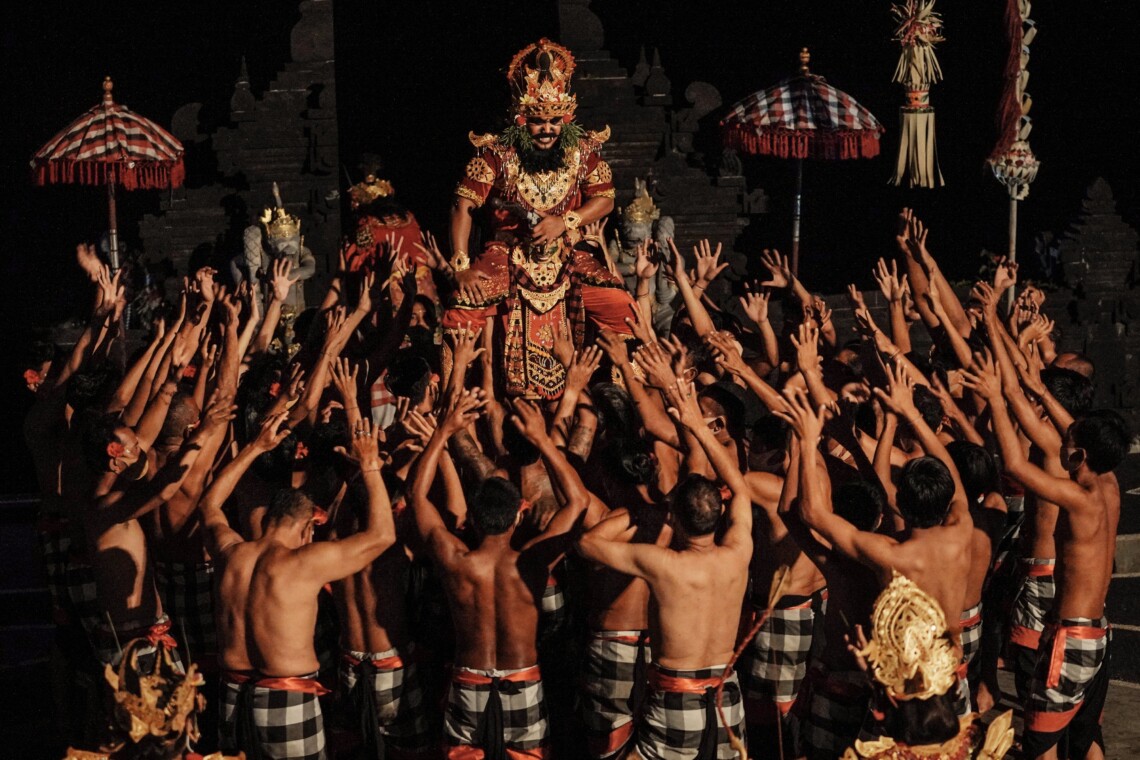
[518,136,565,174]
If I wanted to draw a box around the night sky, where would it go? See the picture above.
[3,1,1137,489]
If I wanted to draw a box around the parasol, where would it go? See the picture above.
[987,0,1039,305]
[31,77,185,271]
[722,48,884,275]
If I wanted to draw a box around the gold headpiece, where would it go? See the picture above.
[622,180,660,225]
[856,571,958,701]
[508,38,577,119]
[349,174,395,208]
[103,638,205,752]
[260,181,302,240]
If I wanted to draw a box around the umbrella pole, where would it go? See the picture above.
[107,183,120,272]
[791,158,803,277]
[1006,196,1017,311]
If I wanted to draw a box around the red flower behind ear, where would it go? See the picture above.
[106,441,126,458]
[294,441,309,461]
[268,382,282,399]
[23,369,43,386]
[312,506,329,526]
[182,365,198,379]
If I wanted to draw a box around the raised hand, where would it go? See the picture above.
[340,416,383,471]
[693,239,728,289]
[969,280,999,319]
[195,267,219,304]
[707,331,747,377]
[596,329,630,366]
[873,258,907,303]
[635,239,659,281]
[847,285,878,337]
[895,207,915,254]
[663,378,704,431]
[356,271,377,315]
[993,256,1018,296]
[759,248,792,289]
[904,213,931,264]
[872,361,918,418]
[624,302,657,346]
[961,349,1003,403]
[254,411,292,452]
[403,409,438,450]
[270,258,298,303]
[772,386,831,444]
[583,217,608,244]
[739,286,771,326]
[441,388,487,435]
[76,242,104,282]
[510,398,550,443]
[413,230,446,271]
[812,296,833,330]
[633,340,678,390]
[449,322,485,369]
[198,391,237,434]
[790,319,821,374]
[565,345,603,394]
[661,334,691,379]
[329,357,359,405]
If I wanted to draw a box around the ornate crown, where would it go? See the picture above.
[622,179,661,225]
[508,38,577,119]
[261,181,302,240]
[856,571,958,701]
[349,174,395,208]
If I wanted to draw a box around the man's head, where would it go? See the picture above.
[524,115,563,152]
[158,392,201,450]
[387,354,432,406]
[264,488,317,542]
[1053,351,1095,381]
[897,457,956,529]
[833,479,886,532]
[671,474,724,537]
[946,441,999,503]
[1064,410,1131,475]
[470,476,524,535]
[1042,366,1094,415]
[82,415,145,475]
[911,385,944,433]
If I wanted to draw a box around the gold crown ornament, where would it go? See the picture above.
[622,181,661,226]
[261,181,302,240]
[508,38,578,121]
[856,571,958,702]
[349,174,395,208]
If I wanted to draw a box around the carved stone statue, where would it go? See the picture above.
[608,178,679,334]
[233,182,317,316]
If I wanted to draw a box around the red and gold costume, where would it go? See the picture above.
[444,38,632,399]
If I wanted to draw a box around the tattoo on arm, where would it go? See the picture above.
[450,429,497,483]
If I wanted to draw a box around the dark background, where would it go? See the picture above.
[3,0,1137,491]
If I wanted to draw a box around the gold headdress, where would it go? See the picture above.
[856,571,958,702]
[349,173,395,208]
[622,180,661,225]
[260,181,302,240]
[508,38,577,119]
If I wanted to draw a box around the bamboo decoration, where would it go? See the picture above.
[890,0,945,188]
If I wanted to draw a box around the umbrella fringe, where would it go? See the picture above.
[723,125,881,160]
[32,158,185,191]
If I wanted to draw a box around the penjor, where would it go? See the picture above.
[889,0,945,188]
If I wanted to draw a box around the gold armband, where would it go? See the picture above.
[563,211,582,231]
[451,250,470,272]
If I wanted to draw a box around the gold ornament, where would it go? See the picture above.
[511,149,580,211]
[856,571,958,702]
[508,38,578,119]
[563,210,582,231]
[465,156,496,184]
[260,181,301,241]
[622,181,661,226]
[451,250,471,273]
[512,244,566,288]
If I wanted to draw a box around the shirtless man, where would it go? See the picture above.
[579,378,753,759]
[411,392,591,759]
[80,374,230,665]
[784,361,974,666]
[200,413,396,760]
[325,360,432,757]
[964,353,1129,760]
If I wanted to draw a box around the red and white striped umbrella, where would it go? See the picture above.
[722,70,883,160]
[30,77,185,269]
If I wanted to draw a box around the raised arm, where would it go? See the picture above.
[873,258,913,355]
[598,330,681,450]
[739,289,780,368]
[665,238,717,338]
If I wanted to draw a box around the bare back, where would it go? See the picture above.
[215,541,262,671]
[889,524,973,636]
[247,543,325,676]
[1054,473,1119,620]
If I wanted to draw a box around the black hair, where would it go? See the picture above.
[411,295,438,329]
[882,687,961,746]
[671,474,723,536]
[1041,366,1094,416]
[912,385,944,432]
[897,457,955,529]
[1069,410,1131,474]
[158,392,200,443]
[470,476,523,535]
[387,354,432,403]
[852,400,878,438]
[80,412,122,472]
[501,414,541,466]
[833,479,886,532]
[265,488,316,526]
[591,382,658,485]
[1054,352,1095,381]
[945,441,999,502]
[66,365,122,414]
[700,382,746,440]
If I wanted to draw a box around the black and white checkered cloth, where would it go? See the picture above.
[1025,618,1110,734]
[742,590,825,726]
[445,664,549,756]
[579,630,652,759]
[155,559,217,662]
[798,667,872,760]
[635,664,745,760]
[220,671,329,760]
[339,646,432,754]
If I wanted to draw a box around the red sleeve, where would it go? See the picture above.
[456,149,499,208]
[582,150,615,200]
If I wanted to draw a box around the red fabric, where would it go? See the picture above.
[223,669,331,696]
[451,664,542,687]
[990,0,1026,161]
[649,667,727,694]
[146,619,179,650]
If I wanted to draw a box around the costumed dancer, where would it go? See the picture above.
[445,38,634,400]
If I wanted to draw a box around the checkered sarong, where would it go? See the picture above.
[952,602,984,717]
[798,667,871,760]
[340,646,432,754]
[220,670,329,760]
[155,560,217,664]
[742,589,825,725]
[62,539,104,643]
[635,664,745,760]
[1024,618,1110,737]
[445,664,549,756]
[91,614,184,673]
[541,574,565,617]
[579,630,652,759]
[1010,558,1056,649]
